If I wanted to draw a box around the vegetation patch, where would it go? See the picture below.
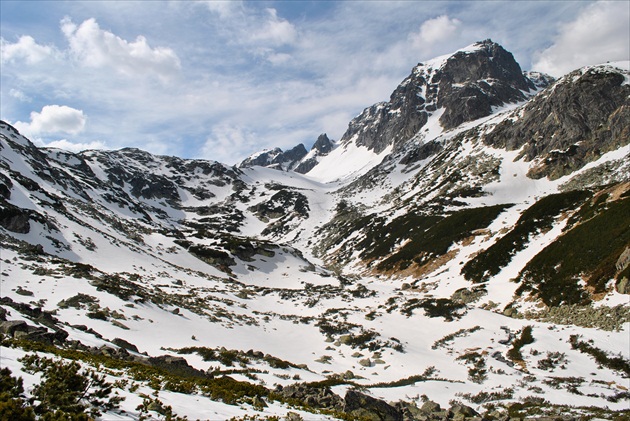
[569,335,630,376]
[401,297,466,321]
[432,326,482,350]
[516,195,630,306]
[372,205,510,272]
[507,326,534,363]
[456,351,488,383]
[462,190,591,283]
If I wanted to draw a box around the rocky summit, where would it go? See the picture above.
[1,40,629,420]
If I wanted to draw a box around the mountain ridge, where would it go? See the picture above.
[1,40,629,420]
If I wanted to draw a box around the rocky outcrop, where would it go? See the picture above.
[0,202,31,233]
[294,134,335,174]
[437,40,535,130]
[338,40,535,154]
[482,64,630,179]
[239,144,308,171]
[344,390,402,421]
[0,319,68,345]
[276,383,343,409]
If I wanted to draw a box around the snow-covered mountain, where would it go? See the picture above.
[1,40,629,420]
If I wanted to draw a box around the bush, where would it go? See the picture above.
[0,367,35,420]
[507,326,535,362]
[516,195,630,305]
[462,191,590,283]
[19,354,124,417]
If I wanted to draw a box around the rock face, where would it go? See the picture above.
[338,39,536,154]
[277,384,343,409]
[343,390,402,421]
[239,144,308,171]
[295,133,335,174]
[0,202,31,233]
[482,65,630,179]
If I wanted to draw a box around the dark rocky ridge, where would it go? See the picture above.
[482,65,630,179]
[295,133,335,174]
[239,144,308,170]
[338,39,538,154]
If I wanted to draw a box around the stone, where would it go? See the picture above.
[279,384,343,410]
[284,412,303,421]
[112,337,139,353]
[359,358,373,367]
[420,400,441,413]
[450,403,479,419]
[344,390,402,421]
[0,320,28,336]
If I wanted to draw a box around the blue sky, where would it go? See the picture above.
[1,1,628,165]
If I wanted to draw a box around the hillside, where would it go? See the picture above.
[1,40,629,420]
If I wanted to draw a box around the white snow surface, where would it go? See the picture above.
[1,59,629,420]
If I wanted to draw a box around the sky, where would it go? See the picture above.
[1,1,629,165]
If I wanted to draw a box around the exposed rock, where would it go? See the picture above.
[420,400,441,413]
[482,65,630,180]
[344,390,402,421]
[112,337,140,353]
[0,202,31,233]
[399,140,443,166]
[339,40,534,154]
[295,134,335,174]
[449,403,479,420]
[616,246,630,272]
[359,358,373,367]
[240,144,308,171]
[284,412,303,421]
[148,355,209,378]
[277,383,343,409]
[0,320,28,336]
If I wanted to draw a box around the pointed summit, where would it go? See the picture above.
[294,133,336,174]
[340,40,536,154]
[312,133,334,154]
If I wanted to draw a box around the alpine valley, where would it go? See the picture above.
[1,40,629,420]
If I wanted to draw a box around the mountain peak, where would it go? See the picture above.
[338,40,535,155]
[239,144,307,171]
[312,133,334,154]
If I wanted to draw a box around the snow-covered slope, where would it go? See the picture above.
[1,42,629,420]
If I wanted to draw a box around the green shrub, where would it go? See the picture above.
[374,205,509,271]
[507,326,534,362]
[516,195,630,305]
[462,190,591,283]
[569,335,630,376]
[19,354,123,417]
[0,367,36,420]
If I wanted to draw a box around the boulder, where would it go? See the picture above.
[450,403,479,420]
[112,337,139,353]
[344,390,402,421]
[0,320,28,336]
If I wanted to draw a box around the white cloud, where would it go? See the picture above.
[203,0,243,19]
[38,138,107,153]
[61,17,181,80]
[0,35,55,64]
[15,105,86,137]
[249,8,297,47]
[202,124,260,164]
[410,15,462,49]
[9,89,32,102]
[532,1,630,77]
